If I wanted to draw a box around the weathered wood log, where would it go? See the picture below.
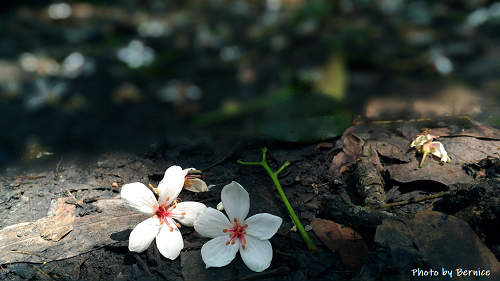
[0,198,146,264]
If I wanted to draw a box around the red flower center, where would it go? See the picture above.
[223,218,248,249]
[154,197,184,232]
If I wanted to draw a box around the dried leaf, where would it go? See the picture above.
[329,132,364,174]
[442,137,500,164]
[369,140,412,162]
[386,160,471,186]
[311,216,368,270]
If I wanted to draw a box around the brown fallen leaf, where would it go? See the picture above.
[386,136,499,186]
[430,121,500,140]
[311,216,368,270]
[329,132,364,174]
[386,160,471,186]
[368,140,412,163]
[442,137,500,164]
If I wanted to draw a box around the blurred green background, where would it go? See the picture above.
[1,0,499,168]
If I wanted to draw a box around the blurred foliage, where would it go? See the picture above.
[257,91,351,143]
[1,0,500,166]
[314,48,346,100]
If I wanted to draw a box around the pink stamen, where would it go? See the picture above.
[224,218,248,250]
[155,198,183,232]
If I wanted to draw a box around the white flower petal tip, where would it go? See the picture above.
[182,168,197,176]
[158,165,185,204]
[201,236,239,268]
[195,182,282,272]
[156,222,184,260]
[217,202,224,211]
[128,217,160,253]
[120,182,157,215]
[244,213,282,240]
[240,237,273,272]
[171,202,207,227]
[221,181,250,223]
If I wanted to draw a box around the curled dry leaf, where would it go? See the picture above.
[311,216,368,270]
[329,132,364,175]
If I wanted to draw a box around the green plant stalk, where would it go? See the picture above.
[419,150,429,168]
[237,148,318,252]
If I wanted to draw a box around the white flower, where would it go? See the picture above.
[194,181,282,272]
[182,168,209,192]
[411,131,450,167]
[121,166,207,260]
[429,141,451,163]
[410,133,434,149]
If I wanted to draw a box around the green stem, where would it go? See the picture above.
[419,150,429,168]
[237,148,318,252]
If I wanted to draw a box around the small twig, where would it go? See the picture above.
[55,156,63,174]
[34,265,54,280]
[66,190,83,206]
[10,250,51,259]
[366,191,450,209]
[77,257,89,278]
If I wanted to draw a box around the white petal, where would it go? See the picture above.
[239,236,273,272]
[158,166,184,204]
[170,201,207,227]
[183,168,196,176]
[155,218,184,260]
[194,207,233,238]
[411,134,433,148]
[221,181,249,223]
[217,202,224,211]
[244,213,282,240]
[121,183,157,215]
[184,178,209,192]
[431,142,450,163]
[128,217,160,253]
[201,235,239,268]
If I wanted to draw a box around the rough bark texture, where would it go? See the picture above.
[355,145,387,207]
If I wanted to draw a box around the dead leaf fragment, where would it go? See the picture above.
[311,216,368,270]
[329,132,364,174]
[386,160,471,186]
